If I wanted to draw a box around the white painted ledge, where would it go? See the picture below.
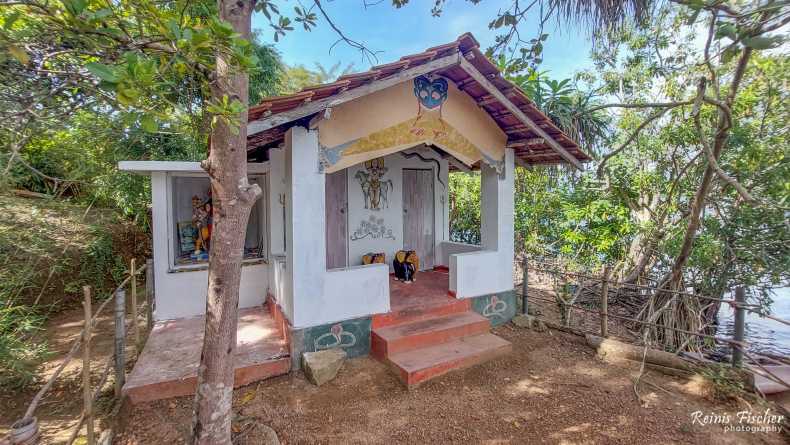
[118,160,269,174]
[449,250,511,299]
[438,241,481,267]
[292,263,390,329]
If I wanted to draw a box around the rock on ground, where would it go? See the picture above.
[512,314,547,332]
[258,425,280,445]
[302,349,347,386]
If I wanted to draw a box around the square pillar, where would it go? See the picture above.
[285,126,326,326]
[479,148,515,292]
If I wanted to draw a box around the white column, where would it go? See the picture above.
[481,148,515,292]
[285,126,327,327]
[150,172,169,319]
[268,147,286,256]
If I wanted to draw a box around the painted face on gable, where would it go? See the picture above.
[413,76,448,110]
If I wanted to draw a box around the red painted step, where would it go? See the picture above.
[372,297,469,329]
[386,333,512,387]
[371,311,490,359]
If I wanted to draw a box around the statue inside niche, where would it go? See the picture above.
[191,193,212,260]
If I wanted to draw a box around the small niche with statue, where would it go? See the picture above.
[170,175,268,267]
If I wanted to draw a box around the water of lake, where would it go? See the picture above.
[716,287,790,358]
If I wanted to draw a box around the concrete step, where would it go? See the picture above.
[124,356,291,404]
[386,333,512,388]
[372,297,470,329]
[123,308,290,404]
[371,311,490,359]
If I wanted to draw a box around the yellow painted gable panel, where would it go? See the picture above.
[317,78,506,170]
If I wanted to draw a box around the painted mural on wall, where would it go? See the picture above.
[413,75,448,112]
[355,157,393,211]
[301,318,371,358]
[471,291,517,327]
[351,215,395,241]
[319,74,504,173]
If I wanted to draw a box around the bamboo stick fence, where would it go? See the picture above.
[517,257,790,395]
[3,258,155,445]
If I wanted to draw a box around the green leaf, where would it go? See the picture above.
[140,114,158,133]
[715,22,737,40]
[742,35,785,50]
[91,8,112,20]
[62,0,87,16]
[721,46,739,64]
[3,10,21,30]
[86,62,120,83]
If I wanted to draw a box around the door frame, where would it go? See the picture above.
[325,169,349,269]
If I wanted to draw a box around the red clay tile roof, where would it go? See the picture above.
[247,33,591,167]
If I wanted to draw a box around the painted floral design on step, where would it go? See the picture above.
[482,295,507,320]
[314,323,357,350]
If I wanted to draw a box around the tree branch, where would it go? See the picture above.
[312,0,380,64]
[596,107,672,178]
[577,100,695,117]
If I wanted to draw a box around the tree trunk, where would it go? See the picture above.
[190,1,260,444]
[622,230,663,284]
[664,48,753,292]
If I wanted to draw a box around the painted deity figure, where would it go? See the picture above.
[191,195,212,256]
[355,158,393,211]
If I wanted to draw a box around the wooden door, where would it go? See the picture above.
[325,170,348,269]
[402,169,435,270]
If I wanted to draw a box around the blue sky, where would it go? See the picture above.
[253,0,594,80]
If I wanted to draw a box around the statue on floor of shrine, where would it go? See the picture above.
[393,250,419,283]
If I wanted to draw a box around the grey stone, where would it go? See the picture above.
[533,319,548,332]
[512,314,533,328]
[302,349,347,386]
[511,314,548,332]
[258,425,280,445]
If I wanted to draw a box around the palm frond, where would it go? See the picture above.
[549,0,652,31]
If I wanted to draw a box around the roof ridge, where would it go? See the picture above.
[254,33,481,107]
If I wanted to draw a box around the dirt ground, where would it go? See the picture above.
[0,302,143,443]
[115,326,787,445]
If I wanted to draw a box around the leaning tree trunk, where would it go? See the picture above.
[640,48,753,351]
[191,1,261,444]
[664,47,752,292]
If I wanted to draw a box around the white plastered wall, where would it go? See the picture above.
[284,126,390,329]
[449,148,515,298]
[146,168,270,320]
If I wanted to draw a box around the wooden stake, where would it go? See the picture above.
[600,266,611,338]
[130,258,140,351]
[114,289,126,398]
[82,286,95,445]
[732,286,746,367]
[145,259,154,332]
[521,258,529,315]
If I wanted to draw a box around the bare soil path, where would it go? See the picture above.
[115,326,787,444]
[0,302,141,444]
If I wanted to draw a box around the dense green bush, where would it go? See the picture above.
[0,195,130,388]
[449,168,634,267]
[448,172,481,244]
